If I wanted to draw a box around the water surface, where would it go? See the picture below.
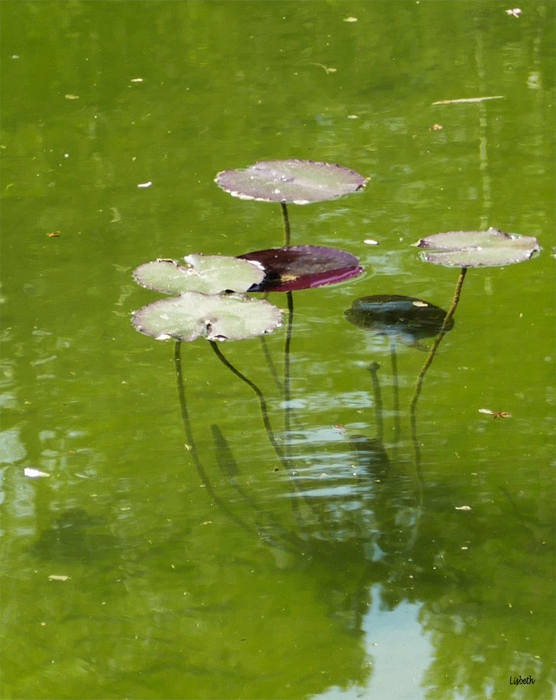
[1,2,554,699]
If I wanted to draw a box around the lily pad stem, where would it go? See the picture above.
[367,362,383,442]
[390,339,400,446]
[209,342,312,529]
[209,340,286,466]
[410,267,467,467]
[280,202,291,246]
[174,341,253,534]
[283,291,294,459]
[260,334,283,393]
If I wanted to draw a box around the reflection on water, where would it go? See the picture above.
[31,508,117,564]
[2,1,554,698]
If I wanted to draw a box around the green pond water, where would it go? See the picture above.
[1,2,554,699]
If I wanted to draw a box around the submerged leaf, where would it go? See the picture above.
[239,245,363,292]
[133,291,282,342]
[133,255,264,295]
[215,159,367,204]
[415,228,540,267]
[344,294,453,346]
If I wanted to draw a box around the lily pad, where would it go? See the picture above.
[133,254,265,295]
[215,160,367,204]
[132,291,282,342]
[344,294,453,346]
[238,245,364,292]
[415,228,540,267]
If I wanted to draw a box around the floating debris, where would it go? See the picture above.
[310,63,336,74]
[24,467,50,478]
[433,96,504,105]
[479,408,512,418]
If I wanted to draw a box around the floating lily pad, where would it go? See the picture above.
[215,160,367,204]
[415,228,540,267]
[344,294,453,346]
[133,254,265,295]
[238,245,364,292]
[133,291,282,342]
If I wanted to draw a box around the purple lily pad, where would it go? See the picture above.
[238,245,364,292]
[415,228,540,267]
[344,294,453,346]
[215,160,367,204]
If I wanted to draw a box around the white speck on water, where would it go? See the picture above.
[137,181,152,188]
[527,72,541,90]
[24,467,50,478]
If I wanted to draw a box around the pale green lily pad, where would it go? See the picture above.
[415,228,540,267]
[215,159,367,204]
[133,291,283,342]
[133,254,265,295]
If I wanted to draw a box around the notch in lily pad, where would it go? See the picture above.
[134,254,265,296]
[414,227,540,267]
[133,291,283,343]
[239,245,364,292]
